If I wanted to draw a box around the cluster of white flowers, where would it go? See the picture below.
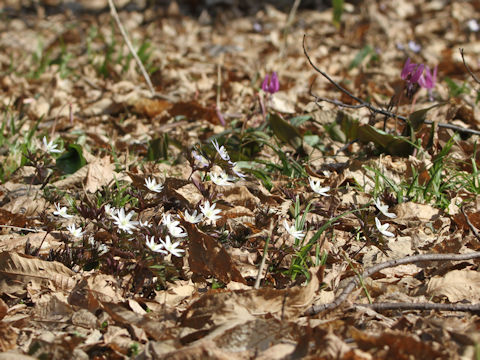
[200,200,222,224]
[145,235,184,257]
[110,208,139,234]
[209,171,234,186]
[374,199,396,238]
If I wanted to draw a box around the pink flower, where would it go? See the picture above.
[261,72,280,94]
[401,58,424,84]
[418,65,437,90]
[401,58,424,98]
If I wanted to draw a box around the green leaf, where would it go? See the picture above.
[349,45,372,70]
[268,113,303,151]
[358,125,414,156]
[56,144,86,174]
[147,135,169,161]
[332,0,344,28]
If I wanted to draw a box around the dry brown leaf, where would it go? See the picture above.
[0,252,76,296]
[427,269,480,302]
[0,322,18,352]
[183,221,246,285]
[68,273,124,311]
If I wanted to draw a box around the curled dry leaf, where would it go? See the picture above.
[0,252,76,297]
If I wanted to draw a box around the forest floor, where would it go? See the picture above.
[1,0,480,359]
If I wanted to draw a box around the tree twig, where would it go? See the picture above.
[303,35,480,137]
[108,0,155,96]
[354,302,480,313]
[304,251,480,316]
[460,48,480,85]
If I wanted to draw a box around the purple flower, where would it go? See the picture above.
[418,65,437,101]
[261,72,280,94]
[418,65,437,90]
[401,58,424,83]
[401,58,424,98]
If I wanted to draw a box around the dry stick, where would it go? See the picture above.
[460,48,480,85]
[355,302,480,313]
[303,35,480,137]
[304,251,480,316]
[107,0,155,96]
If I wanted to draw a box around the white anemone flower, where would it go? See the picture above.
[104,204,117,217]
[160,235,185,257]
[283,220,305,240]
[375,217,395,237]
[162,214,187,238]
[192,150,210,168]
[53,203,73,219]
[309,178,330,196]
[42,136,62,154]
[211,139,230,161]
[374,199,397,219]
[210,171,234,186]
[183,209,203,224]
[145,236,167,254]
[229,161,247,179]
[200,200,222,224]
[144,177,163,193]
[67,224,84,238]
[111,208,139,234]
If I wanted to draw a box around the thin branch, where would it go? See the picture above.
[108,0,155,96]
[355,302,480,313]
[304,251,480,316]
[304,35,480,137]
[460,48,480,85]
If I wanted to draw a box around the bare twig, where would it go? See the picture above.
[107,0,155,96]
[460,48,480,85]
[355,302,480,313]
[303,35,480,137]
[304,251,480,316]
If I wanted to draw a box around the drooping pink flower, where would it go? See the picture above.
[261,72,280,94]
[401,58,425,98]
[418,65,437,90]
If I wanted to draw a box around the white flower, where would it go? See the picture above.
[42,136,62,154]
[138,219,151,227]
[468,19,480,32]
[309,178,330,196]
[200,200,222,224]
[145,236,167,254]
[183,209,203,224]
[192,150,209,168]
[211,139,230,161]
[111,207,139,234]
[229,161,246,179]
[144,177,163,193]
[67,224,84,238]
[210,171,234,186]
[104,204,117,217]
[283,220,305,240]
[97,244,109,255]
[160,235,185,257]
[375,217,394,237]
[374,199,396,219]
[162,214,187,238]
[53,203,73,219]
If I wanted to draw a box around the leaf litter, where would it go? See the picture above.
[1,0,480,358]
